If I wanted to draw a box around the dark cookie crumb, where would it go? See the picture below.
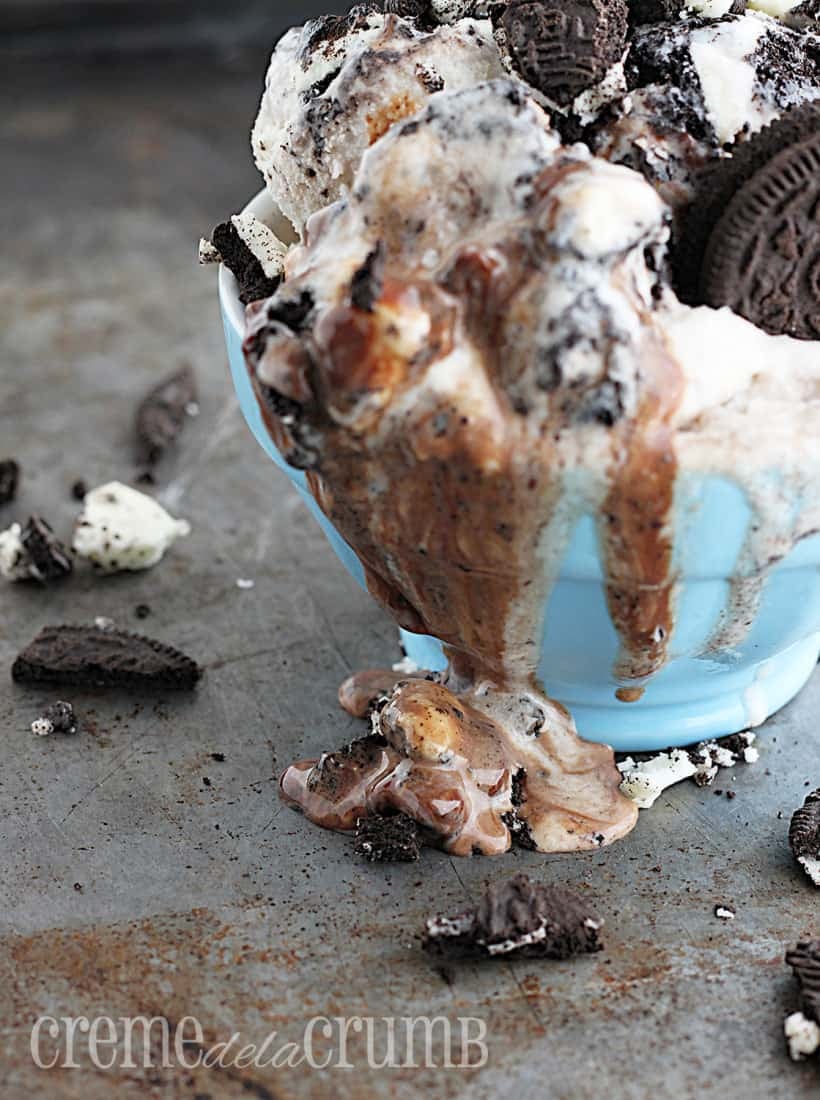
[0,460,20,507]
[384,0,430,20]
[423,872,604,959]
[135,364,197,467]
[21,516,73,582]
[71,479,88,501]
[785,941,820,1021]
[784,0,820,31]
[211,752,226,762]
[12,625,201,691]
[37,701,79,736]
[212,221,281,306]
[789,788,820,886]
[350,242,386,312]
[502,769,538,850]
[135,603,152,620]
[355,812,421,862]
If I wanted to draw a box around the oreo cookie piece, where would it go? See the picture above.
[676,105,820,303]
[498,0,629,108]
[21,516,73,582]
[31,701,79,737]
[354,812,421,861]
[211,220,282,306]
[786,940,820,1022]
[789,788,820,886]
[699,113,820,339]
[12,625,201,690]
[383,0,430,19]
[423,872,604,959]
[784,0,820,32]
[135,364,198,467]
[0,460,19,507]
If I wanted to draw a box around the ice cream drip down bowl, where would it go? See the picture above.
[220,191,820,755]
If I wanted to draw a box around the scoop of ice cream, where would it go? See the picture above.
[252,5,507,235]
[248,80,670,443]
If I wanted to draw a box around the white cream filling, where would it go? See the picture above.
[798,855,820,887]
[0,523,30,581]
[689,15,773,143]
[231,212,289,280]
[687,0,742,15]
[785,1012,820,1060]
[72,482,190,573]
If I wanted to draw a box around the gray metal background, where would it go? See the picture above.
[1,43,818,1100]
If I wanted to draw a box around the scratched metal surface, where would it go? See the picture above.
[1,56,818,1100]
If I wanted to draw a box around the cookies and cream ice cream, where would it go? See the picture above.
[208,1,820,856]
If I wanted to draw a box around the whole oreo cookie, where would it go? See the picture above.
[498,0,629,107]
[676,104,820,303]
[696,108,820,339]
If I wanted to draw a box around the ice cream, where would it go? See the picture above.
[252,5,508,235]
[209,2,820,856]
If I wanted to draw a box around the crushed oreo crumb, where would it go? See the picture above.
[12,625,201,691]
[789,788,820,887]
[786,941,820,1022]
[677,103,820,305]
[71,479,88,502]
[355,812,422,861]
[501,768,537,850]
[31,701,79,738]
[135,364,198,467]
[423,872,604,959]
[350,242,386,312]
[135,603,152,620]
[0,460,20,507]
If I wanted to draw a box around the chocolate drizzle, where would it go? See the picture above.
[244,86,685,856]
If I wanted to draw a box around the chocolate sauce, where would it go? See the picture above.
[243,101,685,856]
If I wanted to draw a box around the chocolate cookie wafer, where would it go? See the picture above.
[786,940,820,1022]
[790,788,820,886]
[698,110,820,338]
[498,0,629,107]
[12,625,201,690]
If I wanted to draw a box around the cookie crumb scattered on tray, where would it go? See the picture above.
[0,460,20,507]
[789,788,820,887]
[31,701,79,737]
[423,872,604,960]
[355,813,421,862]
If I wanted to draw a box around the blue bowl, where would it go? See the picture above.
[220,193,820,752]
